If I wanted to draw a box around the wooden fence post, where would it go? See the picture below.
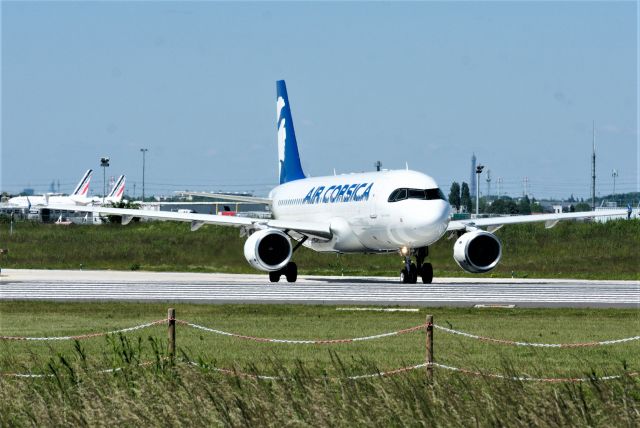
[426,314,433,379]
[168,308,176,360]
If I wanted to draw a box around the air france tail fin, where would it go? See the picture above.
[106,175,126,202]
[71,169,93,196]
[277,80,306,184]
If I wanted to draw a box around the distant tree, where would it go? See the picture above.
[461,182,472,213]
[574,202,591,212]
[568,194,576,203]
[530,197,543,213]
[448,182,461,210]
[506,199,519,214]
[569,204,575,213]
[489,197,520,214]
[488,198,506,214]
[518,195,531,215]
[479,197,488,213]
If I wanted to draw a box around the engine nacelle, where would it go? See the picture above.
[453,230,502,273]
[243,229,292,272]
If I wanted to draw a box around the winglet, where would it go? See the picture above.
[277,80,306,184]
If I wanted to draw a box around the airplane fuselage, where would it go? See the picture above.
[270,169,450,253]
[7,194,91,208]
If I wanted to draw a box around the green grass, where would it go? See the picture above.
[1,302,638,378]
[1,218,639,279]
[1,302,639,426]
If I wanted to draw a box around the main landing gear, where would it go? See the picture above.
[400,246,433,284]
[268,235,307,283]
[269,262,298,283]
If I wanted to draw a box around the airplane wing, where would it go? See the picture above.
[447,210,628,232]
[46,204,332,239]
[177,191,272,205]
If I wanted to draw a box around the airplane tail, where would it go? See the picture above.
[71,169,93,196]
[106,175,126,202]
[277,80,306,184]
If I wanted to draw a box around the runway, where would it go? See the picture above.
[1,269,638,308]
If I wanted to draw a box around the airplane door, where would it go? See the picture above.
[368,190,378,222]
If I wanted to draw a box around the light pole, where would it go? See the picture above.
[612,169,618,200]
[475,164,484,216]
[140,148,148,201]
[100,157,110,204]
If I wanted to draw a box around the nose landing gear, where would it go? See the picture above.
[400,247,433,284]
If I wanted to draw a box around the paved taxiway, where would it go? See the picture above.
[1,269,638,308]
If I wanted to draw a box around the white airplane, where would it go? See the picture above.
[8,169,93,207]
[9,171,126,208]
[49,81,627,283]
[85,174,126,205]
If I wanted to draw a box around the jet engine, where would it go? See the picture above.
[243,229,292,272]
[453,230,502,273]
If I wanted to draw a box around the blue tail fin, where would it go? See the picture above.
[277,80,306,184]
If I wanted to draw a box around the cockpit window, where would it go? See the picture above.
[408,189,425,199]
[426,188,446,201]
[388,188,445,202]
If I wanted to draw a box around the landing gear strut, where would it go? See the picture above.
[400,247,433,284]
[269,262,298,283]
[268,235,307,283]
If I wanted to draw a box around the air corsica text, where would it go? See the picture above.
[302,183,373,205]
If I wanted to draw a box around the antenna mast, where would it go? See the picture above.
[591,121,596,211]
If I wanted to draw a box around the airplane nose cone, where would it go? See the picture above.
[405,200,450,246]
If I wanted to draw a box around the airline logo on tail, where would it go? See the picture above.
[106,175,126,202]
[72,169,93,197]
[276,80,306,185]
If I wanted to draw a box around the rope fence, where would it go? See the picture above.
[3,317,638,348]
[3,359,638,383]
[0,320,166,341]
[177,320,426,344]
[433,324,640,348]
[431,362,640,383]
[2,309,638,383]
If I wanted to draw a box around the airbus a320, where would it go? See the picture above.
[50,80,626,283]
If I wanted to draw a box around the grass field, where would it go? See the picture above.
[1,302,639,425]
[1,220,638,424]
[1,218,639,279]
[1,302,638,376]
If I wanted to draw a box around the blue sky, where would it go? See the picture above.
[2,1,637,200]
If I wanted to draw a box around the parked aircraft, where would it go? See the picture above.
[49,81,627,283]
[84,175,126,205]
[8,172,126,208]
[8,169,93,207]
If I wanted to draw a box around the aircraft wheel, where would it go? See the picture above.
[285,262,298,283]
[400,268,409,284]
[421,263,433,284]
[409,263,418,284]
[269,271,281,283]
